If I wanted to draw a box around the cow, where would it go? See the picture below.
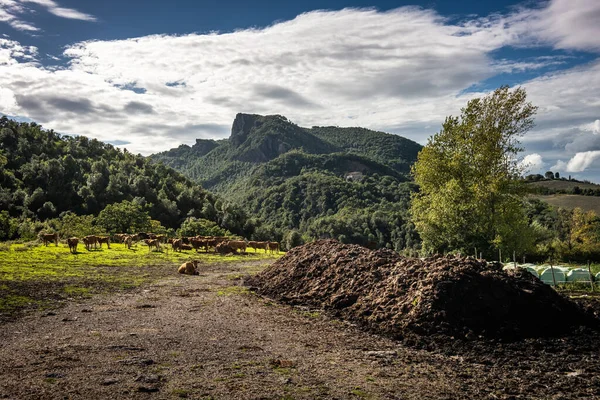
[96,236,111,249]
[114,233,127,243]
[67,237,79,254]
[145,239,161,251]
[172,238,183,252]
[83,235,98,251]
[123,235,134,250]
[39,232,59,247]
[248,241,269,253]
[190,238,207,252]
[180,244,193,251]
[178,260,199,275]
[228,240,247,253]
[155,234,166,243]
[267,241,280,254]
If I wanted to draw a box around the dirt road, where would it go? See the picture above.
[1,260,599,399]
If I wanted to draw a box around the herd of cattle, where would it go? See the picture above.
[38,232,280,255]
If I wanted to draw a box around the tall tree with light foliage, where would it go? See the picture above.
[410,86,538,257]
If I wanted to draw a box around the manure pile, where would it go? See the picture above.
[248,240,596,341]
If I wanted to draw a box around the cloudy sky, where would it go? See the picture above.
[1,0,599,181]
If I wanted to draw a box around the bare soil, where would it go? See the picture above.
[1,259,600,399]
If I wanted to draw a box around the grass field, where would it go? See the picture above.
[0,241,281,319]
[531,194,600,214]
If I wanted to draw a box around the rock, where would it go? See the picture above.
[101,378,119,386]
[137,386,159,393]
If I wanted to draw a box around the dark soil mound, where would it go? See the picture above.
[248,240,597,341]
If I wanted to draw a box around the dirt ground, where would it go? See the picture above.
[1,259,600,400]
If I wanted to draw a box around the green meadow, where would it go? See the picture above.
[0,241,281,318]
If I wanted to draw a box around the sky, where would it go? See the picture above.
[0,0,599,181]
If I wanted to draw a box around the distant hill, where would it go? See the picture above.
[526,179,600,193]
[151,113,423,249]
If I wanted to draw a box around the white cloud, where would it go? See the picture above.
[524,0,600,53]
[0,1,598,165]
[0,0,95,32]
[20,0,96,21]
[520,153,544,173]
[560,151,600,172]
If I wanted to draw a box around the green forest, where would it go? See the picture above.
[0,116,249,241]
[1,100,600,260]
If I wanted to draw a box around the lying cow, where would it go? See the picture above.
[178,260,200,275]
[228,240,247,253]
[67,237,79,254]
[39,232,59,247]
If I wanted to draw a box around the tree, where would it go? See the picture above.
[545,171,555,180]
[95,200,152,234]
[410,86,538,257]
[554,171,560,179]
[177,217,230,237]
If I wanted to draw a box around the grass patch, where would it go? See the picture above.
[350,387,370,398]
[63,285,92,297]
[0,294,37,312]
[0,242,281,320]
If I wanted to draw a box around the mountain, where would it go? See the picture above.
[0,117,251,239]
[151,113,423,250]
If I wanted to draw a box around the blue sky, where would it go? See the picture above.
[1,0,600,180]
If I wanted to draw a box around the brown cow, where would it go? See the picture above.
[172,239,182,252]
[145,239,161,251]
[180,244,193,251]
[123,235,134,249]
[39,232,59,247]
[267,241,280,254]
[248,241,268,253]
[83,235,98,251]
[96,236,111,249]
[190,238,207,252]
[114,233,127,243]
[228,240,247,253]
[67,237,79,253]
[178,260,199,275]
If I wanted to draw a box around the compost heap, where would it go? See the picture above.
[248,240,596,341]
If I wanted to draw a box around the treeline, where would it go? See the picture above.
[526,200,600,262]
[0,117,251,240]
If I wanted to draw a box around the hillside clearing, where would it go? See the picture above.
[531,194,600,214]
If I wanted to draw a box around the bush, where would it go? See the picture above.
[284,229,304,250]
[177,217,230,237]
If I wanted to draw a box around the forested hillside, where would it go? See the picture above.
[0,117,250,240]
[152,113,423,250]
